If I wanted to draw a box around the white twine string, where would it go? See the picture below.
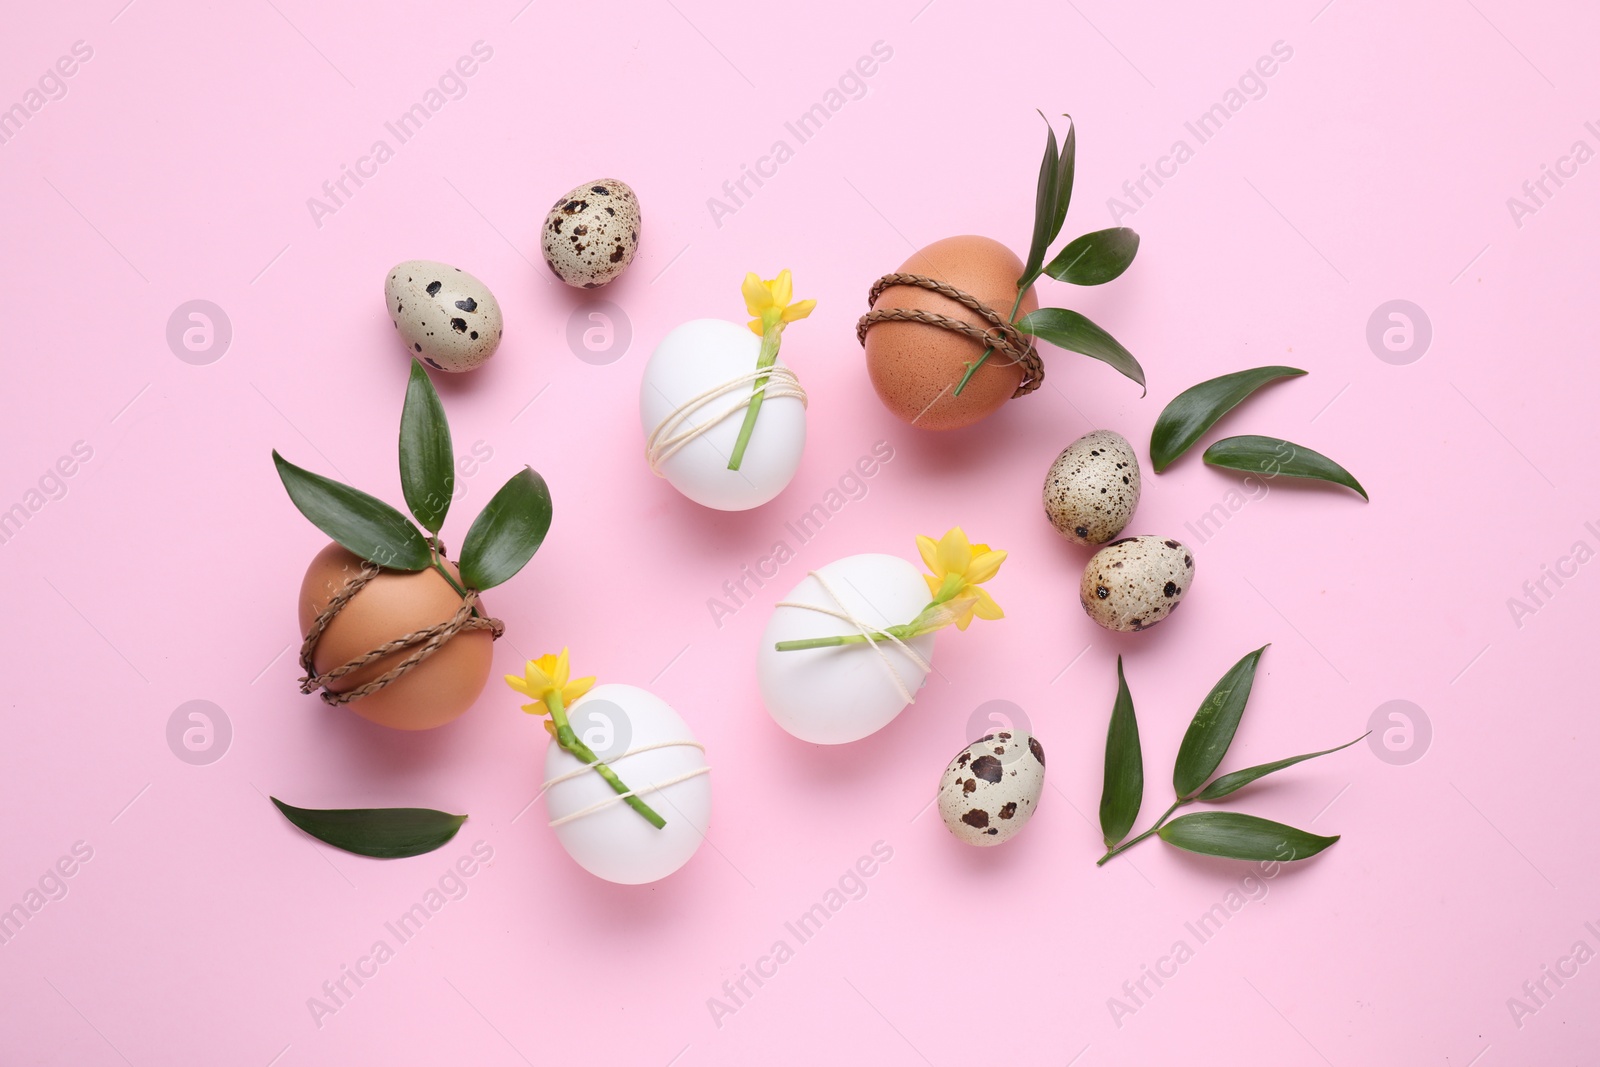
[775,570,931,705]
[537,739,711,828]
[645,365,807,473]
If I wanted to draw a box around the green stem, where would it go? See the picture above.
[776,579,971,652]
[547,692,665,830]
[952,287,1029,397]
[1096,798,1185,867]
[428,559,482,620]
[727,322,783,470]
[776,621,920,653]
[776,633,876,652]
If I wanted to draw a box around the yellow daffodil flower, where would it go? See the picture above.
[505,647,595,715]
[915,527,1006,630]
[729,269,816,472]
[742,269,816,335]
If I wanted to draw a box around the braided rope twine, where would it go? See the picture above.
[298,560,505,706]
[855,273,1044,398]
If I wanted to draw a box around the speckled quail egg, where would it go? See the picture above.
[541,179,641,288]
[1080,535,1195,633]
[937,732,1046,846]
[384,260,503,372]
[1044,429,1141,545]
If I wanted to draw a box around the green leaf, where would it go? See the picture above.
[1017,307,1145,392]
[1099,656,1144,848]
[399,359,455,534]
[1158,812,1340,862]
[458,467,553,590]
[1173,646,1268,799]
[271,797,466,858]
[1149,366,1307,472]
[272,451,431,570]
[1203,435,1369,500]
[1044,227,1139,286]
[1019,114,1061,290]
[1050,114,1076,248]
[1198,733,1370,801]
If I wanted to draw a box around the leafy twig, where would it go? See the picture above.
[1095,647,1363,866]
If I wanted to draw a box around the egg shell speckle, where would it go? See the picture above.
[937,732,1046,846]
[1044,429,1141,545]
[1079,535,1195,633]
[384,260,503,373]
[542,179,641,288]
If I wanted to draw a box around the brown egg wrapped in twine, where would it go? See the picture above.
[297,559,504,706]
[856,273,1045,398]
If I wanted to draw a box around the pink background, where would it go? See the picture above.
[3,0,1596,1063]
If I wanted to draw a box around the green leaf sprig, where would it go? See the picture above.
[1097,647,1366,866]
[272,359,553,598]
[1202,435,1368,500]
[271,797,466,858]
[953,113,1145,397]
[1149,366,1367,498]
[1150,366,1305,472]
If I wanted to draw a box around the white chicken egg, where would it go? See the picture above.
[639,318,806,511]
[758,553,934,744]
[543,683,711,885]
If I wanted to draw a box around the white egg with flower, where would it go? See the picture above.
[759,553,933,745]
[639,271,815,511]
[758,528,1008,745]
[507,652,711,885]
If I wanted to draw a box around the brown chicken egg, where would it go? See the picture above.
[297,542,494,731]
[863,235,1038,431]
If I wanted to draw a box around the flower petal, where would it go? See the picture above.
[772,269,792,307]
[566,675,597,704]
[964,549,1007,585]
[922,573,942,599]
[971,587,1004,620]
[523,658,556,694]
[747,317,764,335]
[505,674,534,697]
[552,648,571,690]
[782,298,816,323]
[742,272,772,315]
[937,527,972,575]
[916,534,942,575]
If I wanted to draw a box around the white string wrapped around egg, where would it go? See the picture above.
[536,739,711,828]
